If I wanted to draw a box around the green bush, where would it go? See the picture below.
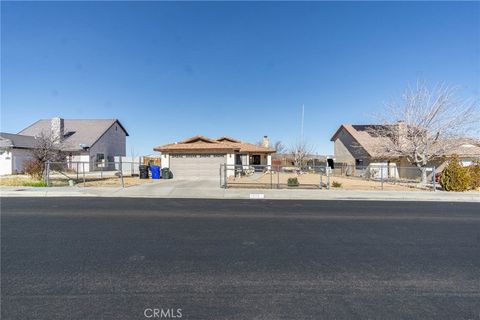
[287,177,299,187]
[439,156,472,192]
[467,161,480,190]
[332,181,342,188]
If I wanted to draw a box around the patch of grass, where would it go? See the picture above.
[332,181,342,188]
[22,180,47,187]
[0,177,47,187]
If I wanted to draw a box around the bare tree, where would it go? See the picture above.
[368,81,479,183]
[273,141,286,154]
[290,140,312,168]
[30,132,65,168]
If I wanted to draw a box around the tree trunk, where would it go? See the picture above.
[420,166,427,185]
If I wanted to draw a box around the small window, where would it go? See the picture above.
[96,153,105,162]
[355,159,363,169]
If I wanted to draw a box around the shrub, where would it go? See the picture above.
[467,161,480,190]
[332,181,342,188]
[287,177,299,187]
[439,156,472,192]
[24,159,44,180]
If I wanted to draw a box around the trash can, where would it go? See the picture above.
[161,167,171,179]
[139,165,149,179]
[150,165,161,179]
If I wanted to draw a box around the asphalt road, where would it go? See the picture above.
[1,198,479,320]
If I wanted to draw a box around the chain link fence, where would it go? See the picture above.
[45,161,147,187]
[221,164,437,191]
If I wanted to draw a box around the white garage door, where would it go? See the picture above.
[169,154,226,179]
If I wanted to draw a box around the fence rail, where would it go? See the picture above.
[45,161,147,188]
[221,164,437,191]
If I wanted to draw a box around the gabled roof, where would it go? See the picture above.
[178,135,218,144]
[154,135,275,154]
[331,124,390,157]
[331,124,480,158]
[216,136,241,143]
[0,132,38,149]
[18,119,128,151]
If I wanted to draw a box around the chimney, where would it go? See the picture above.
[262,135,269,148]
[51,117,64,144]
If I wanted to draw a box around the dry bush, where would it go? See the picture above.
[23,159,44,180]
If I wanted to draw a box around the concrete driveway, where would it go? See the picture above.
[111,177,225,198]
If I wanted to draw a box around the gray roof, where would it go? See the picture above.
[18,119,129,151]
[0,132,38,149]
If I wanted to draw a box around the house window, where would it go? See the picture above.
[96,153,105,162]
[250,155,261,165]
[235,154,248,165]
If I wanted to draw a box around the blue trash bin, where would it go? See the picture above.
[150,165,161,179]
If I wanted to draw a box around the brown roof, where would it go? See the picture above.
[331,124,480,158]
[154,135,275,154]
[330,124,391,157]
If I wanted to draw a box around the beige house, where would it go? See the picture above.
[331,124,480,178]
[154,135,275,179]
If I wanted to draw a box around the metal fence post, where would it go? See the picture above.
[119,158,125,188]
[76,162,79,181]
[224,164,227,189]
[82,162,86,187]
[326,165,330,190]
[381,165,384,190]
[270,167,273,189]
[432,166,436,192]
[320,169,323,190]
[277,166,280,189]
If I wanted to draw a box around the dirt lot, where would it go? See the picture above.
[227,172,432,191]
[0,175,157,188]
[50,176,157,187]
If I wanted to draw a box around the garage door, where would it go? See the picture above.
[169,154,226,179]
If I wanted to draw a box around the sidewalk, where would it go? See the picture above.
[1,185,479,202]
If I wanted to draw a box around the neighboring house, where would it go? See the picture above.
[154,135,275,179]
[0,132,38,175]
[331,124,480,177]
[0,117,129,174]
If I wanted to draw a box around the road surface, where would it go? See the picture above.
[1,197,479,319]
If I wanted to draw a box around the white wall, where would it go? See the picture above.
[161,153,170,168]
[226,153,235,177]
[68,154,90,172]
[0,150,13,175]
[0,149,34,175]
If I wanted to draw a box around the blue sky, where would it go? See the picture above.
[1,1,479,155]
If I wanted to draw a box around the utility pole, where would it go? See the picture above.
[300,104,305,145]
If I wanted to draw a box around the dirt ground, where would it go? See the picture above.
[227,172,433,191]
[0,174,158,188]
[51,176,158,187]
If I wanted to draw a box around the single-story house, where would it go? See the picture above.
[0,132,38,175]
[153,135,275,179]
[0,117,129,174]
[330,124,480,178]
